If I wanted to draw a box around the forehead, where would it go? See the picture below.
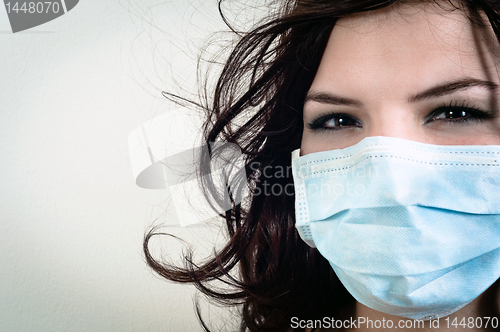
[310,2,500,95]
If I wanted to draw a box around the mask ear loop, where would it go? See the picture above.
[291,149,315,247]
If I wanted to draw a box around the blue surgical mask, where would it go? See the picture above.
[291,136,500,320]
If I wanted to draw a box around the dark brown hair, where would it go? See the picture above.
[144,1,500,331]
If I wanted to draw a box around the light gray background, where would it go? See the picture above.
[0,0,241,331]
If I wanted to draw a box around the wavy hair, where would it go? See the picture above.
[144,1,500,331]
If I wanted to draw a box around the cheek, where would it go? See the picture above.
[424,117,500,145]
[300,130,364,155]
[300,130,327,155]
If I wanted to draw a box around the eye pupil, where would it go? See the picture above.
[325,116,351,127]
[446,110,468,118]
[333,116,354,127]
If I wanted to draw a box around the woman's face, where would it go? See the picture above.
[301,3,500,155]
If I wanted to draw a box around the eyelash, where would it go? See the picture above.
[306,101,493,131]
[423,101,492,124]
[307,112,361,131]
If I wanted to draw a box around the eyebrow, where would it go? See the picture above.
[408,78,499,103]
[304,78,499,107]
[304,92,363,107]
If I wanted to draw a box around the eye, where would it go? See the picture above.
[307,113,362,131]
[424,102,492,124]
[433,109,468,120]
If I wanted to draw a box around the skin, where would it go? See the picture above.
[301,2,500,331]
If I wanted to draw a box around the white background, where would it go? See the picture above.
[0,0,242,331]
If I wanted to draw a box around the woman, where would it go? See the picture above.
[145,0,500,331]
